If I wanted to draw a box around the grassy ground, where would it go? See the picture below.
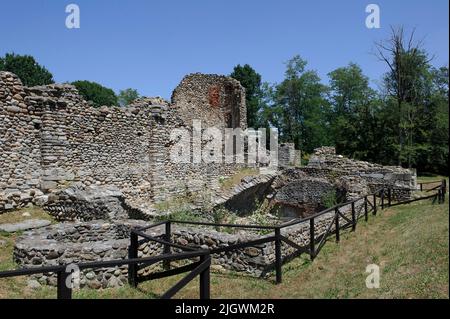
[416,175,448,197]
[0,196,448,299]
[417,174,448,185]
[0,205,55,225]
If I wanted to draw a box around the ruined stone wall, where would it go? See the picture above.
[0,72,42,210]
[35,86,162,196]
[13,219,160,289]
[147,73,249,204]
[303,147,416,200]
[0,71,249,212]
[171,73,246,130]
[278,143,298,167]
[0,71,164,211]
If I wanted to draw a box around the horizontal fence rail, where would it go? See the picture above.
[0,179,446,298]
[0,244,211,299]
[145,179,446,285]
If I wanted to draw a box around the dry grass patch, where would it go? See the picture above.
[0,205,55,225]
[219,168,260,190]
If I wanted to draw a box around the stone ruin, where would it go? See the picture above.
[210,146,416,219]
[0,71,275,214]
[12,146,416,288]
[0,70,417,289]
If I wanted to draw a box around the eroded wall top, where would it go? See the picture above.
[171,73,247,130]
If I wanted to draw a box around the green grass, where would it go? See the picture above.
[0,205,55,225]
[417,174,448,184]
[0,197,448,299]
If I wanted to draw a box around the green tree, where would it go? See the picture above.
[0,53,54,86]
[230,64,263,128]
[328,63,376,158]
[118,88,140,106]
[375,27,432,167]
[71,80,118,107]
[274,55,331,153]
[415,66,449,174]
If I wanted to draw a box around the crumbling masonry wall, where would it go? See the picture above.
[0,71,249,212]
[148,74,249,204]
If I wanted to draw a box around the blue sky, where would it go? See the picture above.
[1,0,448,99]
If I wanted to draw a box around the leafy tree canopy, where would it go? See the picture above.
[274,55,331,152]
[71,80,118,107]
[118,88,140,107]
[230,64,262,128]
[0,53,54,86]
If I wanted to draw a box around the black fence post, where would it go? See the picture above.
[388,188,392,207]
[275,228,282,284]
[163,221,172,270]
[57,269,72,299]
[381,189,385,209]
[351,202,356,231]
[199,254,210,299]
[335,208,340,243]
[364,196,368,222]
[443,180,447,202]
[373,194,377,215]
[309,218,315,260]
[128,231,138,288]
[420,183,423,191]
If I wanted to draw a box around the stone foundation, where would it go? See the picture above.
[14,220,160,288]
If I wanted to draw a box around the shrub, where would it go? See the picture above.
[71,80,118,107]
[321,190,338,208]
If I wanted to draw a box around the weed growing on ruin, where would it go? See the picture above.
[166,209,203,222]
[212,207,228,225]
[301,153,310,166]
[196,187,215,213]
[211,206,240,233]
[321,190,338,208]
[0,231,11,237]
[153,192,195,214]
[246,198,278,234]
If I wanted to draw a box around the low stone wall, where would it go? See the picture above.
[41,184,151,222]
[13,199,365,289]
[306,147,416,195]
[14,220,161,289]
